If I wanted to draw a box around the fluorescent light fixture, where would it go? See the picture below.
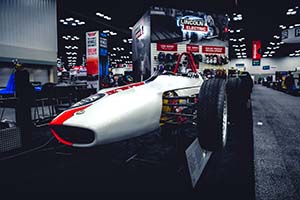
[270,42,275,45]
[59,19,64,22]
[236,29,241,33]
[291,11,297,15]
[230,30,234,33]
[63,22,68,25]
[75,19,80,23]
[295,24,300,27]
[262,55,268,57]
[270,51,275,54]
[264,51,270,54]
[66,18,74,21]
[289,25,294,29]
[113,48,116,51]
[129,51,132,54]
[121,48,124,50]
[71,23,76,26]
[96,12,104,17]
[103,30,110,33]
[129,27,133,30]
[237,56,242,58]
[241,48,246,51]
[234,49,240,51]
[267,47,272,50]
[288,9,294,12]
[79,22,85,25]
[123,39,127,43]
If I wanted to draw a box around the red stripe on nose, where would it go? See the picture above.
[49,104,91,126]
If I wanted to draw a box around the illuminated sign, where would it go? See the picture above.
[177,16,208,32]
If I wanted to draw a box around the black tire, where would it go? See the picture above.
[197,78,227,151]
[226,77,243,123]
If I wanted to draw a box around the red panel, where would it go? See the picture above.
[183,25,208,32]
[202,46,225,54]
[252,40,261,59]
[186,44,199,52]
[157,43,178,51]
[86,57,99,75]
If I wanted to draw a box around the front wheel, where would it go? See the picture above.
[197,78,227,151]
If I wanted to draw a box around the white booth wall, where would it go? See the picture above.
[229,57,300,75]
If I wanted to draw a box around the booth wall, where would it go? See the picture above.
[229,57,300,74]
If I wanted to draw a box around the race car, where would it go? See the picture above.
[49,52,230,151]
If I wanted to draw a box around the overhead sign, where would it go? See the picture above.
[252,59,261,66]
[282,27,300,43]
[157,43,178,51]
[186,44,199,52]
[252,40,261,60]
[178,16,208,32]
[236,63,245,68]
[202,46,225,54]
[86,31,99,76]
[262,65,270,70]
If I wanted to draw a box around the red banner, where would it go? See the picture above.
[252,40,261,60]
[157,43,178,51]
[183,25,208,32]
[202,46,225,54]
[186,44,199,52]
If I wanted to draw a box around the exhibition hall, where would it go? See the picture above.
[0,0,299,198]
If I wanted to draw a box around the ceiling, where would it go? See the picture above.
[57,0,300,67]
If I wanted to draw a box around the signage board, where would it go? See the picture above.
[186,44,199,52]
[157,43,178,51]
[202,46,225,54]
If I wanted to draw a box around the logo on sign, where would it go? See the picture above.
[135,25,144,39]
[178,16,208,32]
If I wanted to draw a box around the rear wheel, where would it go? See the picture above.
[197,78,227,151]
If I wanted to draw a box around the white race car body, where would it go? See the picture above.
[49,73,203,147]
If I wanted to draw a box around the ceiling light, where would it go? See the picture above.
[236,29,241,33]
[129,52,132,54]
[79,22,85,25]
[289,53,295,56]
[230,30,234,33]
[280,41,284,44]
[270,42,275,45]
[234,49,240,51]
[295,24,300,27]
[71,23,76,26]
[63,22,68,25]
[129,27,133,30]
[296,53,300,56]
[241,48,246,51]
[268,54,273,57]
[264,51,270,54]
[290,11,297,15]
[103,30,110,33]
[237,56,242,58]
[96,12,104,17]
[113,48,116,51]
[123,39,127,43]
[59,19,64,23]
[75,19,80,23]
[262,55,267,57]
[267,47,272,50]
[289,25,294,29]
[270,51,275,54]
[66,18,74,21]
[121,48,124,50]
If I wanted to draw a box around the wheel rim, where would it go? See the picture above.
[222,96,228,147]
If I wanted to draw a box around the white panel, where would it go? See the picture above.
[0,0,57,64]
[229,57,300,74]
